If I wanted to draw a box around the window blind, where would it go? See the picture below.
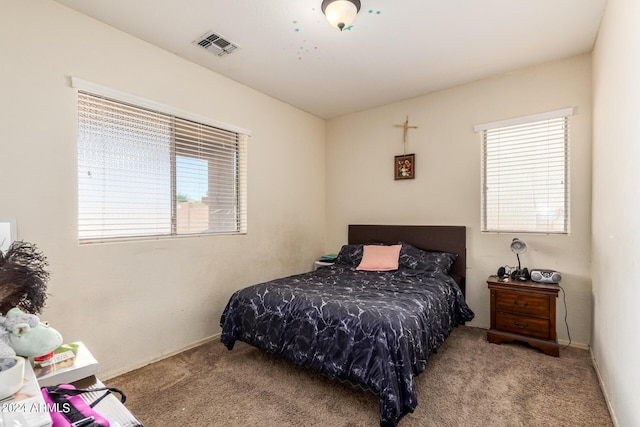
[77,91,247,243]
[480,114,569,234]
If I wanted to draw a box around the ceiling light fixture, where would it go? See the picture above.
[321,0,361,31]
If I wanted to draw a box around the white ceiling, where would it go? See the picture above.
[54,0,607,119]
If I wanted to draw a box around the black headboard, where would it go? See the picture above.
[348,225,466,292]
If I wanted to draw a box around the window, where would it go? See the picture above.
[475,108,572,234]
[76,87,248,243]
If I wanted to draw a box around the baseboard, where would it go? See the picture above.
[590,348,619,426]
[558,338,589,350]
[102,333,221,380]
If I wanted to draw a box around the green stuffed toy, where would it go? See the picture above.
[0,307,62,358]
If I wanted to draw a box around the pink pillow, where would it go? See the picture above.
[356,245,402,271]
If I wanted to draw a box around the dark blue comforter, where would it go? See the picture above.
[220,264,474,426]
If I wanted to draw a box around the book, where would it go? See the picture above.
[33,342,99,387]
[0,358,53,427]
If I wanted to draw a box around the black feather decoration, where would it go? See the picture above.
[0,241,50,315]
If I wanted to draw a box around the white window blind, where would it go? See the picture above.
[478,111,570,234]
[77,91,247,243]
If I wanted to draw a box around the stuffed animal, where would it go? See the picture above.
[0,307,62,358]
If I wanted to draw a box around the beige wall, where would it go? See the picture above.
[592,0,640,425]
[0,0,326,378]
[326,54,593,346]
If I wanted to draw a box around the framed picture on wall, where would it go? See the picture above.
[394,154,415,180]
[0,219,16,253]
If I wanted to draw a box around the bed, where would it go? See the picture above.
[220,225,474,426]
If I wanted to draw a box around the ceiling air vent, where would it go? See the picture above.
[194,32,239,57]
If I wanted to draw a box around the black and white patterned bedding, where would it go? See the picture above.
[220,246,474,426]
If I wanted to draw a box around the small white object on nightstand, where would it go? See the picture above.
[314,260,334,270]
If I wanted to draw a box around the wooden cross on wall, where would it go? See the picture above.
[393,115,418,155]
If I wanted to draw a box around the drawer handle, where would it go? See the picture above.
[514,321,529,329]
[513,300,529,307]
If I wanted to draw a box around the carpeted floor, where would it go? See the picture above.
[108,326,612,426]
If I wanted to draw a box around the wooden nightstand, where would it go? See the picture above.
[487,275,560,357]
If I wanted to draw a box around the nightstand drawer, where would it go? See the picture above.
[495,312,550,340]
[495,290,549,317]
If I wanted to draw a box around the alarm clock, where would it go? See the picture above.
[530,269,562,284]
